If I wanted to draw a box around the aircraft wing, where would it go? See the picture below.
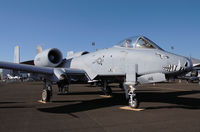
[193,63,200,70]
[0,61,54,75]
[0,61,89,82]
[0,61,87,80]
[191,57,200,70]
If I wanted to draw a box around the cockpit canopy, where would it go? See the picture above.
[115,36,164,50]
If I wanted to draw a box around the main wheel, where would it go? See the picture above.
[102,86,112,95]
[129,96,139,108]
[47,85,53,96]
[42,89,51,102]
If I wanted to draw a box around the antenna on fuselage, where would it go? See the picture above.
[170,46,174,51]
[92,42,98,51]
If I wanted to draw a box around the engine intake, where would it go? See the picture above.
[34,48,63,67]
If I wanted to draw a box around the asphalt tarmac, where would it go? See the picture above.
[0,81,200,132]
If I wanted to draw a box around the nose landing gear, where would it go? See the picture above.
[124,84,139,109]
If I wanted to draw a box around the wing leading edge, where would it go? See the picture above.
[0,61,53,75]
[0,61,87,81]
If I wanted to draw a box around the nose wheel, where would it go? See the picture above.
[124,84,139,108]
[129,94,139,108]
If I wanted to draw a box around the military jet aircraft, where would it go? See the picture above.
[0,36,193,108]
[6,74,22,80]
[178,57,200,83]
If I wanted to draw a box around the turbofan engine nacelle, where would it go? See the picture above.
[34,48,63,67]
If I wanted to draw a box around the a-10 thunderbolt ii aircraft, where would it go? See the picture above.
[0,36,193,108]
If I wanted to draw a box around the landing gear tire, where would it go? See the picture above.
[42,89,51,102]
[129,96,139,109]
[47,85,53,97]
[102,86,112,96]
[119,83,124,90]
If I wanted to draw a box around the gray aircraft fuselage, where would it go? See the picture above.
[68,45,192,84]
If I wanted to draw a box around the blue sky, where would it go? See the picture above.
[0,0,200,62]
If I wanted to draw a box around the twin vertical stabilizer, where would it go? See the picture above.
[36,45,43,54]
[14,46,20,64]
